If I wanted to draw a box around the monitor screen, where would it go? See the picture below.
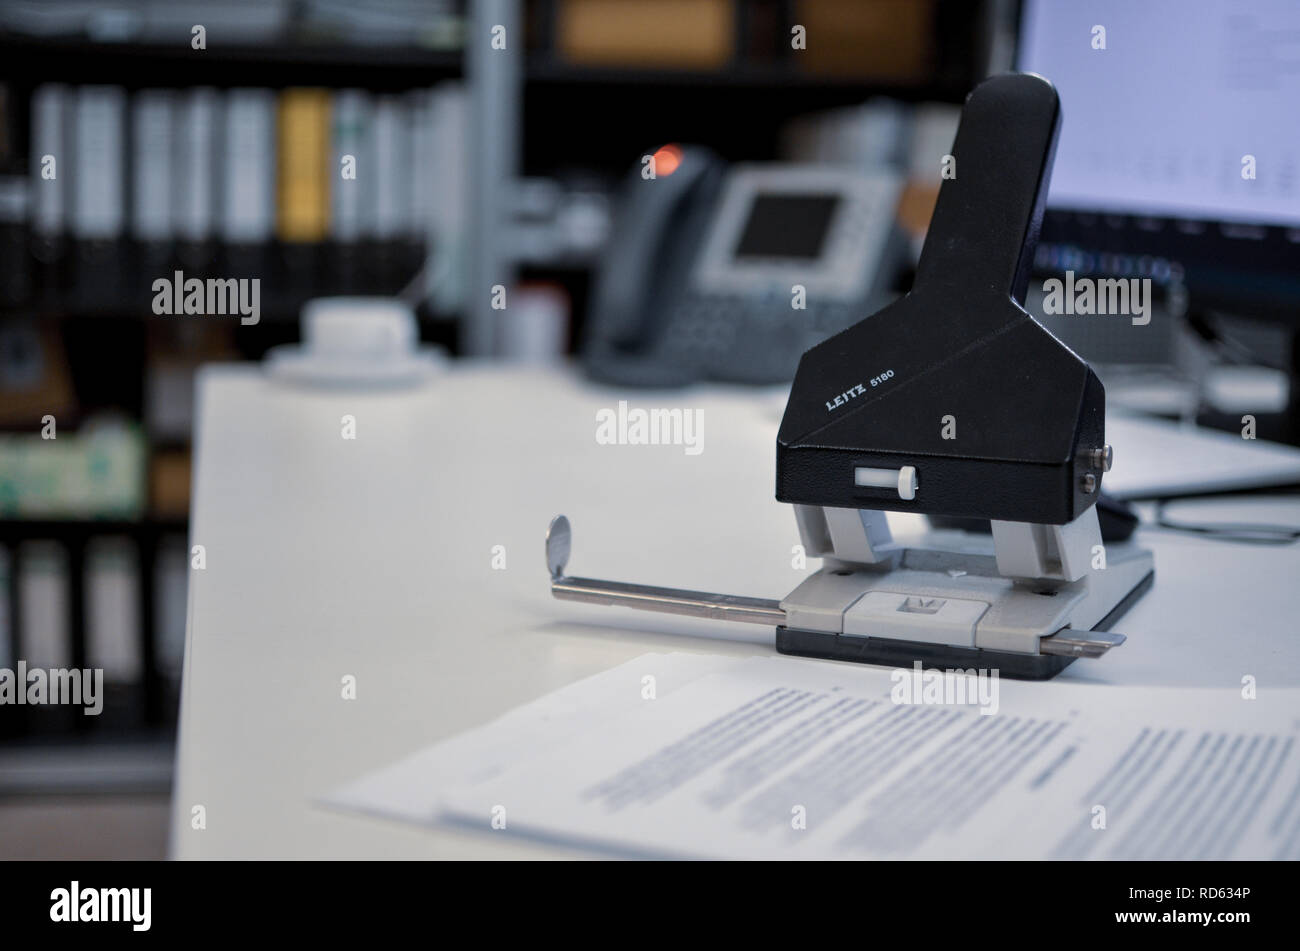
[733,193,840,259]
[1018,0,1300,228]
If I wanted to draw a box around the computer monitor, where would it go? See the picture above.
[1016,0,1300,325]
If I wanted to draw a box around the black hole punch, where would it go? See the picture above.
[775,74,1106,528]
[832,569,853,576]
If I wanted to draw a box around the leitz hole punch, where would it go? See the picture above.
[546,73,1154,680]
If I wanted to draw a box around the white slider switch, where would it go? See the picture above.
[854,465,918,500]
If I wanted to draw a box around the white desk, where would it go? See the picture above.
[171,364,1300,858]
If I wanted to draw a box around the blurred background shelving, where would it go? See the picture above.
[0,0,998,806]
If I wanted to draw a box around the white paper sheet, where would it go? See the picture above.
[328,653,1300,859]
[325,652,737,826]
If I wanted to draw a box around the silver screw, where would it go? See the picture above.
[1082,473,1098,494]
[1089,445,1113,472]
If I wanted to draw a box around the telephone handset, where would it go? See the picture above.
[583,145,906,387]
[583,146,726,387]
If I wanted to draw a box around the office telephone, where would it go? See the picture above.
[582,146,907,387]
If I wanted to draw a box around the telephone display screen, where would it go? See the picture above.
[733,193,840,260]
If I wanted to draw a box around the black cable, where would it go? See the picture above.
[1187,309,1290,372]
[1151,499,1300,545]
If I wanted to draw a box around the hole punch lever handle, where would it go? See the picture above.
[913,73,1061,308]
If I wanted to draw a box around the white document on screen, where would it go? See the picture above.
[327,652,1300,860]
